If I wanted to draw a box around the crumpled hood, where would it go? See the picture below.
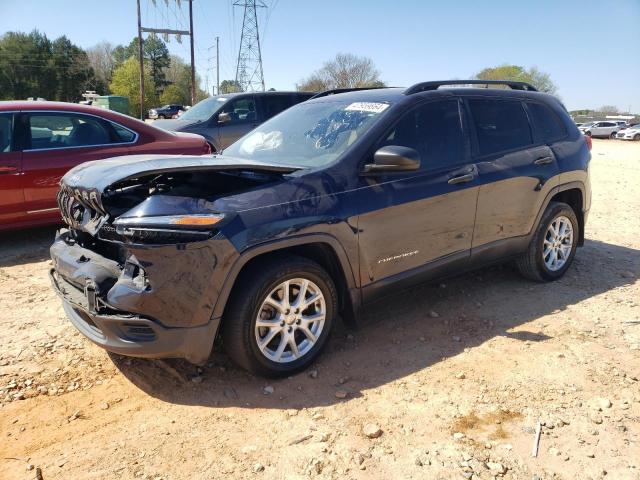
[62,154,301,194]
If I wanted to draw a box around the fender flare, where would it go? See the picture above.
[528,180,587,244]
[211,233,361,321]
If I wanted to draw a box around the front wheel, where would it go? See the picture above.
[610,132,617,139]
[222,255,337,376]
[634,134,640,141]
[517,202,579,282]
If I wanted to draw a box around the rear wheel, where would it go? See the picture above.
[634,134,640,141]
[222,255,337,376]
[517,202,579,282]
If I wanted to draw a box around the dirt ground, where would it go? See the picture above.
[1,139,639,480]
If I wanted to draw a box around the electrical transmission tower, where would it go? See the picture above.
[234,0,266,92]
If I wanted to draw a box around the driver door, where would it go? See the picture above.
[356,99,480,297]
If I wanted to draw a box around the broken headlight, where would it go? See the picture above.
[112,214,224,244]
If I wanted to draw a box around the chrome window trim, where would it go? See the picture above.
[20,109,140,152]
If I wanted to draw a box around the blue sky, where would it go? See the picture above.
[1,0,639,112]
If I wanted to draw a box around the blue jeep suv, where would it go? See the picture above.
[50,80,591,376]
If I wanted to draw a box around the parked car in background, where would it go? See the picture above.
[49,80,591,375]
[153,91,315,152]
[148,104,185,120]
[616,124,640,141]
[0,101,211,231]
[578,121,621,138]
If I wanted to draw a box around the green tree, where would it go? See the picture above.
[159,84,188,105]
[50,36,95,101]
[0,30,94,101]
[220,79,242,94]
[110,57,156,116]
[114,36,170,97]
[474,64,557,94]
[297,53,385,91]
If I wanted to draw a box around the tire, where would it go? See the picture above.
[634,134,640,141]
[221,255,337,377]
[585,131,592,137]
[158,114,166,119]
[517,201,579,282]
[610,132,617,139]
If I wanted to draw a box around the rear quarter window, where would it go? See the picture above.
[526,102,567,142]
[467,99,533,156]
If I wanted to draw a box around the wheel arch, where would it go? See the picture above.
[548,184,585,246]
[213,234,361,328]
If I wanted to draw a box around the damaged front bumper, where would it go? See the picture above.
[49,229,234,364]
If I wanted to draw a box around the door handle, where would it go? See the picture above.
[534,156,554,166]
[0,165,18,174]
[448,173,475,185]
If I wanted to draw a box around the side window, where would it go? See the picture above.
[111,122,137,143]
[0,113,13,153]
[526,102,567,142]
[380,100,465,171]
[468,99,533,156]
[26,113,112,150]
[262,95,294,120]
[221,97,257,124]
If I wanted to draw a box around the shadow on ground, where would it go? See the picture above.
[0,226,57,268]
[110,238,638,409]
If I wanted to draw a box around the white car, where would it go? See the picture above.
[578,121,621,139]
[616,124,640,141]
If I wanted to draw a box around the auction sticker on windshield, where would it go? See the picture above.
[344,102,389,114]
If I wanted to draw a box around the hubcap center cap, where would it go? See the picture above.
[285,314,297,325]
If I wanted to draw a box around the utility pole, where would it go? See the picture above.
[207,36,220,95]
[216,36,220,96]
[136,0,145,120]
[234,0,266,92]
[188,0,196,105]
[136,0,197,117]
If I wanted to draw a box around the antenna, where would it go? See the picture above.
[234,0,266,92]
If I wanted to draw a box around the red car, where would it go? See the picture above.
[0,101,211,231]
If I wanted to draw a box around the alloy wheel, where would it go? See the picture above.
[255,278,326,363]
[543,215,574,271]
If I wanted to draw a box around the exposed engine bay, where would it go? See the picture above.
[101,168,284,218]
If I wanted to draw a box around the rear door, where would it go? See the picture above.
[20,111,132,221]
[0,112,25,227]
[217,96,258,148]
[468,97,560,254]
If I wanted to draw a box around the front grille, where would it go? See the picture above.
[57,186,105,230]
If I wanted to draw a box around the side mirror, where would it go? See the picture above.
[218,112,231,124]
[363,146,421,173]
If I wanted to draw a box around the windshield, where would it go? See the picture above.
[180,96,229,122]
[223,100,391,167]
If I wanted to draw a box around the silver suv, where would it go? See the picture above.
[578,121,624,139]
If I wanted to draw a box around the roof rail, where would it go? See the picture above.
[404,80,538,95]
[309,87,383,99]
